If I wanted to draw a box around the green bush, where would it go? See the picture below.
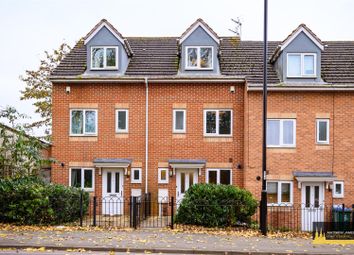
[175,184,258,227]
[0,176,89,225]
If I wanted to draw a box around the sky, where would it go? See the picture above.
[0,0,354,136]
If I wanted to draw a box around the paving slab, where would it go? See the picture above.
[0,229,353,254]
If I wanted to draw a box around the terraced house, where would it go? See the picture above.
[50,18,354,230]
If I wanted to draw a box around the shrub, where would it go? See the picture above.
[175,184,258,227]
[0,176,89,225]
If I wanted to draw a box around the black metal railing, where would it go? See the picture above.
[78,195,353,232]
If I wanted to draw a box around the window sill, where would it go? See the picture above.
[185,67,214,71]
[316,144,330,150]
[267,148,296,153]
[69,136,98,142]
[131,181,142,184]
[204,137,233,143]
[172,134,186,139]
[158,182,169,185]
[267,203,293,207]
[115,133,129,139]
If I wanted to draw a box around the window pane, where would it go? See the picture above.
[118,111,127,130]
[175,111,184,130]
[189,172,194,187]
[160,169,167,181]
[288,55,301,76]
[187,48,198,67]
[180,173,185,193]
[107,172,111,193]
[267,182,278,203]
[318,121,328,142]
[208,171,217,184]
[314,186,319,208]
[220,170,231,185]
[335,184,341,195]
[115,172,120,193]
[85,111,96,133]
[84,169,93,189]
[281,183,290,203]
[206,111,216,134]
[267,120,280,146]
[283,120,294,145]
[106,48,116,67]
[71,169,82,188]
[219,111,231,135]
[133,169,140,180]
[92,48,104,68]
[200,47,212,68]
[71,111,83,134]
[305,186,311,207]
[304,55,315,75]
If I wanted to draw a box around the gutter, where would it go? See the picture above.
[247,85,354,92]
[145,77,149,195]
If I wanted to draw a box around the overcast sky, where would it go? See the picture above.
[1,0,353,135]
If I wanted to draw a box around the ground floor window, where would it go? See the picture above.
[206,169,231,185]
[70,168,94,191]
[158,168,169,184]
[333,181,344,198]
[131,168,142,183]
[267,181,293,205]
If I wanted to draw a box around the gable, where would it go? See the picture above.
[283,31,323,52]
[182,26,218,46]
[179,19,219,44]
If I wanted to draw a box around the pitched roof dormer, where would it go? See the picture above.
[179,18,220,44]
[83,19,132,75]
[270,24,324,63]
[271,24,324,83]
[178,19,220,75]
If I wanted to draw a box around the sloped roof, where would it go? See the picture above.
[51,38,354,85]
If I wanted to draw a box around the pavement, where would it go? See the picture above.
[0,228,353,255]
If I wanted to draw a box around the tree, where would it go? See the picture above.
[20,43,71,140]
[0,106,50,178]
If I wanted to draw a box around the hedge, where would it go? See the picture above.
[175,184,258,227]
[0,176,89,225]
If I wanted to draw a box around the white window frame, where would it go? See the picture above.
[70,109,98,136]
[287,53,317,78]
[131,168,142,184]
[69,168,95,192]
[316,119,329,144]
[116,109,129,133]
[333,181,344,198]
[91,46,119,70]
[173,109,186,133]
[158,168,169,184]
[267,181,293,206]
[206,169,232,185]
[203,109,233,137]
[185,46,214,70]
[267,119,296,148]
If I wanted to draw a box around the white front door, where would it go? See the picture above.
[301,183,325,231]
[176,169,198,202]
[102,169,124,215]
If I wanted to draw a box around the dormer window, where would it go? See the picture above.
[186,46,213,70]
[91,46,118,70]
[287,53,316,78]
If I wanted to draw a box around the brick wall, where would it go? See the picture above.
[245,91,354,206]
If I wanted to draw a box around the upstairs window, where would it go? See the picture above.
[204,110,232,136]
[173,109,186,133]
[186,46,213,69]
[287,53,316,77]
[70,109,97,136]
[116,109,128,133]
[316,119,329,144]
[267,119,296,147]
[91,46,118,70]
